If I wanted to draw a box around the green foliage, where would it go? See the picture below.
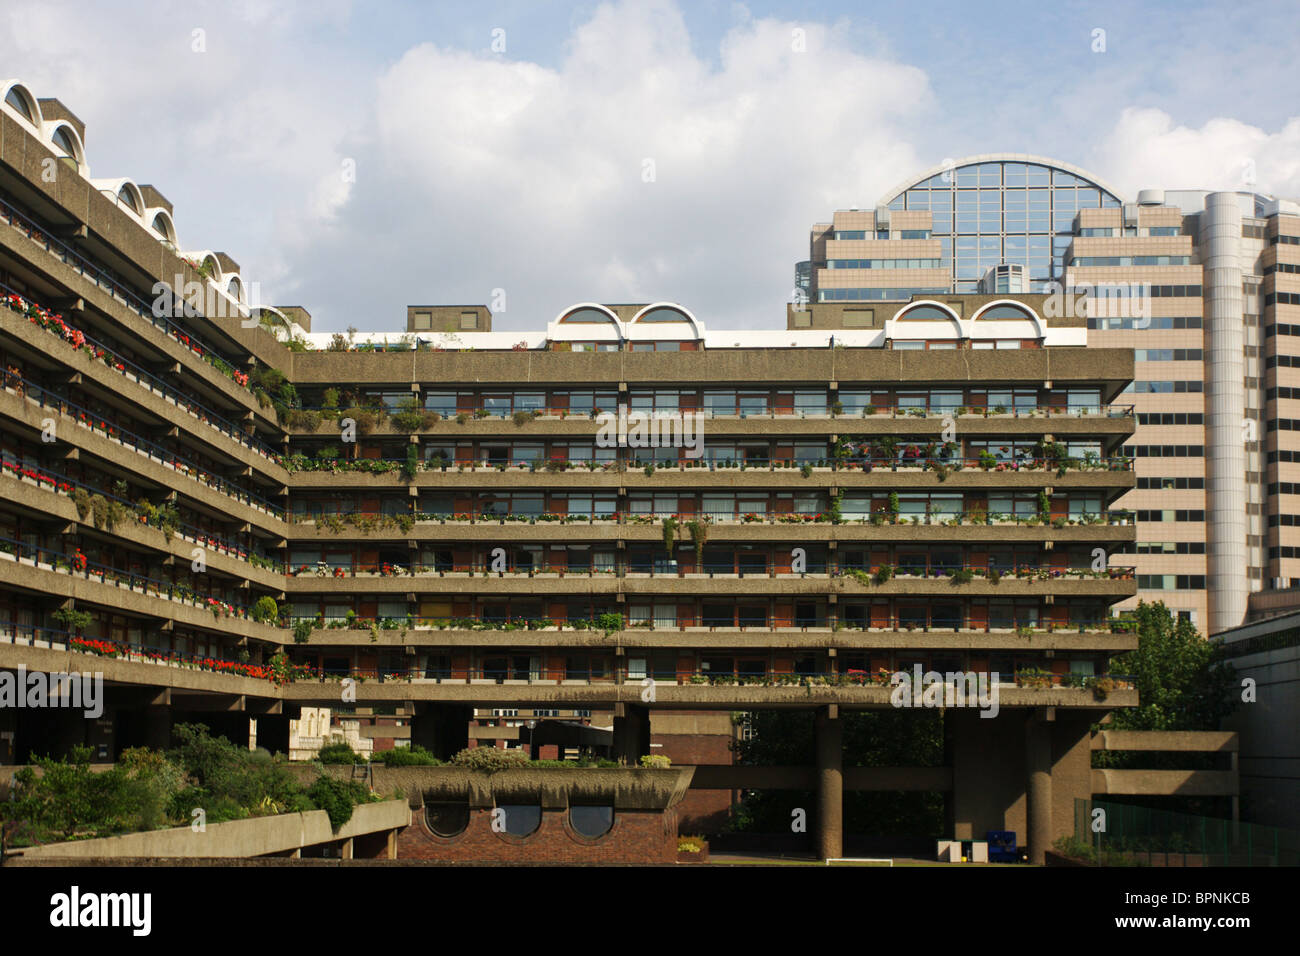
[251,596,279,624]
[371,745,443,766]
[293,619,315,644]
[450,747,531,772]
[639,754,671,769]
[401,444,419,481]
[317,741,365,764]
[3,747,133,840]
[52,607,93,631]
[1102,602,1238,737]
[661,516,677,552]
[167,723,304,824]
[306,775,370,830]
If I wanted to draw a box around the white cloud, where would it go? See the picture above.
[1,0,1297,336]
[1093,108,1300,198]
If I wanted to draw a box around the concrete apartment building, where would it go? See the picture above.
[0,81,1166,861]
[802,154,1300,636]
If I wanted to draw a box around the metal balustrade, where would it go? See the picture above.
[0,276,282,462]
[0,533,257,619]
[3,372,284,516]
[0,193,252,387]
[0,452,280,564]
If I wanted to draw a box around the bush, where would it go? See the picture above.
[371,746,442,766]
[306,775,370,830]
[251,596,278,624]
[639,754,671,769]
[450,747,530,772]
[317,741,365,765]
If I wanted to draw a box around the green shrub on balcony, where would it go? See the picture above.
[251,596,278,624]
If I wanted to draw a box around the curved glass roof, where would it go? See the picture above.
[883,158,1123,293]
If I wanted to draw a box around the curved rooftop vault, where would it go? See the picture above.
[878,153,1126,208]
[875,154,1126,293]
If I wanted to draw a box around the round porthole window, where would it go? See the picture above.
[423,802,469,838]
[497,804,542,837]
[568,805,614,839]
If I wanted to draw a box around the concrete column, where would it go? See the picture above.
[1200,193,1248,632]
[1025,714,1053,865]
[815,707,843,860]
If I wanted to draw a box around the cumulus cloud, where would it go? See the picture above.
[275,0,934,330]
[1,0,1297,335]
[1092,107,1300,198]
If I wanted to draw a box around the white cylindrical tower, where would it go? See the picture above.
[1201,193,1248,632]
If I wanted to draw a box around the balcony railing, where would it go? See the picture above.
[0,454,282,566]
[292,454,1134,474]
[0,620,276,680]
[0,192,253,390]
[3,371,284,517]
[292,509,1134,527]
[0,278,281,462]
[0,534,263,622]
[331,404,1136,421]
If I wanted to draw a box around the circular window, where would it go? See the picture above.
[568,805,614,838]
[423,801,469,838]
[497,804,542,837]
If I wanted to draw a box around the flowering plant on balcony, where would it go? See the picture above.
[333,566,346,578]
[380,563,406,576]
[72,550,87,573]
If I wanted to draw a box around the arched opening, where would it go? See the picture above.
[4,84,37,125]
[150,212,176,245]
[117,183,142,214]
[50,124,83,172]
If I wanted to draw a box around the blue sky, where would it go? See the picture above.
[2,0,1297,332]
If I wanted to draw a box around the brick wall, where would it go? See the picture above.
[654,730,734,834]
[397,806,678,863]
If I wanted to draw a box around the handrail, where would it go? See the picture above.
[0,279,282,462]
[0,622,276,680]
[0,533,259,619]
[4,372,284,516]
[0,455,280,566]
[301,403,1137,419]
[282,560,1134,580]
[0,192,252,388]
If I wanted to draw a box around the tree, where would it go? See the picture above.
[1106,601,1238,732]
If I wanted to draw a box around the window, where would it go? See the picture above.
[424,802,470,837]
[4,86,35,123]
[569,806,614,838]
[413,311,432,330]
[496,804,542,837]
[459,312,478,330]
[117,184,141,213]
[51,126,80,168]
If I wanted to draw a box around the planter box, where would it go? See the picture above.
[677,841,709,863]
